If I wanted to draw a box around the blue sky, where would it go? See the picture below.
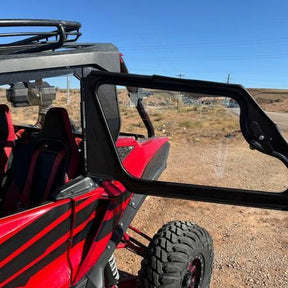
[1,1,288,88]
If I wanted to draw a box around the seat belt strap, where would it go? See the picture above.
[42,148,66,202]
[19,147,43,208]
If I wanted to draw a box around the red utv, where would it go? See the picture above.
[0,19,286,288]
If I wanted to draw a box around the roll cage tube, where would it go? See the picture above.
[120,54,155,138]
[82,71,288,211]
[136,98,155,138]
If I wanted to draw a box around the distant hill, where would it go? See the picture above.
[247,88,288,112]
[248,88,288,101]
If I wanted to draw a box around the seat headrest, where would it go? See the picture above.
[40,107,74,145]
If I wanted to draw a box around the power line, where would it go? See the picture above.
[127,53,288,62]
[119,37,288,51]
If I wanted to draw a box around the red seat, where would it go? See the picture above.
[3,107,80,215]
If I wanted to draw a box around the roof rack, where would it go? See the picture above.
[0,19,81,55]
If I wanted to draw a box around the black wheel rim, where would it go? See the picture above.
[182,255,204,288]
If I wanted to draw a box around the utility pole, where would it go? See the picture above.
[225,73,231,106]
[227,73,230,84]
[176,74,184,109]
[67,74,70,104]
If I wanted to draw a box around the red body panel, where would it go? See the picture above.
[0,136,169,288]
[72,182,131,284]
[20,254,71,288]
[117,136,169,177]
[0,200,72,288]
[69,189,103,281]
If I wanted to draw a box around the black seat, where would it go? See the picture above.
[3,107,80,215]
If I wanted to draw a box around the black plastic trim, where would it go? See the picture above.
[53,176,97,200]
[141,142,170,180]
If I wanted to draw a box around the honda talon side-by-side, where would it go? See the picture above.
[0,19,286,288]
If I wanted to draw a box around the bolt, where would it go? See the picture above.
[258,135,265,141]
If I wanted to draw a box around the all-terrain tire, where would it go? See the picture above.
[139,221,213,288]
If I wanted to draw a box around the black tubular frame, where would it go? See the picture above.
[0,19,81,54]
[136,98,155,138]
[82,71,288,211]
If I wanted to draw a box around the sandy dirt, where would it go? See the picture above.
[115,102,288,287]
[116,197,288,288]
[115,143,288,287]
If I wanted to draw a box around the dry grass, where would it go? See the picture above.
[120,103,241,145]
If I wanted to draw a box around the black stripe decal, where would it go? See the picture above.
[108,192,131,211]
[75,198,87,206]
[93,193,132,242]
[0,210,71,283]
[0,203,70,262]
[74,200,98,228]
[94,210,122,242]
[72,218,95,247]
[3,243,67,288]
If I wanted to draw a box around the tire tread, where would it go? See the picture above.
[139,221,213,288]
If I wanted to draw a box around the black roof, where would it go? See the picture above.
[0,19,121,84]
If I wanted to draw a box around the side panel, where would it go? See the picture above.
[72,186,132,285]
[70,138,169,286]
[117,137,169,178]
[69,190,102,283]
[0,200,72,288]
